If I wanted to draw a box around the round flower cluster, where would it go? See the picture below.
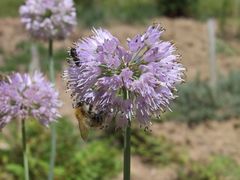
[64,25,185,128]
[19,0,77,40]
[0,72,61,129]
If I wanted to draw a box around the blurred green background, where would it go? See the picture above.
[0,0,239,25]
[1,0,240,179]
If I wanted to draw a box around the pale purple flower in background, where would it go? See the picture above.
[19,0,77,40]
[0,72,61,129]
[64,24,186,128]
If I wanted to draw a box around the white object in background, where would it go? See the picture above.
[208,18,217,88]
[29,43,40,74]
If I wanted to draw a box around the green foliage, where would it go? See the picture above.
[177,156,240,180]
[217,71,240,119]
[0,117,121,180]
[170,71,240,124]
[112,0,157,23]
[0,42,30,72]
[195,0,235,20]
[64,141,121,180]
[104,126,187,166]
[169,76,218,124]
[216,38,237,56]
[0,0,24,17]
[155,0,198,17]
[0,41,67,74]
[219,0,232,35]
[131,128,187,165]
[0,0,238,27]
[75,0,157,26]
[75,0,106,26]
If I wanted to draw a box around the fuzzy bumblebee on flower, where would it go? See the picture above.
[64,24,185,179]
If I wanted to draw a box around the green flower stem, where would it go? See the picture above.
[48,39,57,180]
[21,119,29,180]
[49,39,54,82]
[123,89,131,180]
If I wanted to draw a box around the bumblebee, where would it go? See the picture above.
[74,102,105,141]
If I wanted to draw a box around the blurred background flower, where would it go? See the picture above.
[19,0,77,40]
[0,72,61,129]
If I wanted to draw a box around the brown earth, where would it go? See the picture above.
[1,17,240,180]
[152,119,240,163]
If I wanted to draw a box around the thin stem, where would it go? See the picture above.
[49,39,54,82]
[123,89,131,180]
[22,119,30,180]
[48,39,57,180]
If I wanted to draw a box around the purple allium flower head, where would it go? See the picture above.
[19,0,77,40]
[64,24,186,128]
[0,72,61,129]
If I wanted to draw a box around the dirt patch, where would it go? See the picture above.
[152,119,240,163]
[0,18,27,53]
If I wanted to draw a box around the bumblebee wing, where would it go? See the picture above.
[78,117,89,141]
[75,108,89,141]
